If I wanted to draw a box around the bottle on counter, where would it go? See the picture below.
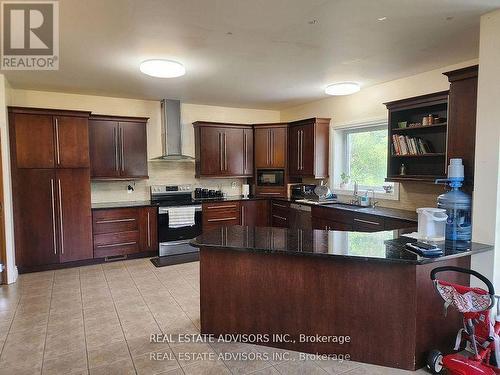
[435,159,472,249]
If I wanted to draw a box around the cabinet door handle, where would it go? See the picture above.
[353,218,382,226]
[241,206,245,226]
[269,130,274,165]
[297,130,300,170]
[243,132,247,172]
[120,127,125,172]
[224,133,227,171]
[207,217,237,222]
[272,203,288,208]
[58,179,64,255]
[95,218,136,224]
[55,118,61,166]
[207,204,237,209]
[97,241,136,248]
[272,214,287,221]
[147,211,151,248]
[219,133,223,171]
[299,130,304,170]
[50,179,57,255]
[260,192,281,195]
[268,129,271,166]
[114,126,119,171]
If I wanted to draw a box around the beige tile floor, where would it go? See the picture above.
[0,259,430,374]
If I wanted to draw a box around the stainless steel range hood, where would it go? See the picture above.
[151,99,194,161]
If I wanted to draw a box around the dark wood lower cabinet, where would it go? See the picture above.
[271,200,290,228]
[202,202,241,232]
[14,169,60,267]
[311,206,416,232]
[240,200,270,227]
[13,169,92,268]
[57,169,93,262]
[92,206,158,259]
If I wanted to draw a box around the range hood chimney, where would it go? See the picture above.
[152,99,194,161]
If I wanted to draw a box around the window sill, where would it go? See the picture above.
[331,185,400,201]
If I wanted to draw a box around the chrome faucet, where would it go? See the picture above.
[350,181,360,205]
[368,189,379,208]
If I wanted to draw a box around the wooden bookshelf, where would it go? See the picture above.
[384,91,449,182]
[390,153,445,158]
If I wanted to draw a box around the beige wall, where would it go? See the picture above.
[280,59,478,211]
[472,9,500,288]
[0,76,16,283]
[9,90,280,202]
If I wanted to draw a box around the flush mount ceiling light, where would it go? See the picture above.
[140,59,186,78]
[325,82,360,96]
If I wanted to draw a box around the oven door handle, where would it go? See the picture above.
[160,240,192,246]
[158,206,202,214]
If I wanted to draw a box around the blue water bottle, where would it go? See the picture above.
[435,159,472,249]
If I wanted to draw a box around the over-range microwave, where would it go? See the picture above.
[256,169,285,187]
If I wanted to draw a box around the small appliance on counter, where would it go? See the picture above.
[242,184,250,198]
[194,188,223,199]
[416,207,447,241]
[291,183,337,204]
[290,184,317,200]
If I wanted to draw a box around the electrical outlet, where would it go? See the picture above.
[231,181,238,189]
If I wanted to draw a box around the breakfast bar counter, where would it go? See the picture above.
[191,226,493,370]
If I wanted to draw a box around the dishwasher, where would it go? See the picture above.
[289,203,312,230]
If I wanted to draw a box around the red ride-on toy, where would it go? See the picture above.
[427,266,500,374]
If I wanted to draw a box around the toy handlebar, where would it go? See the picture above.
[430,266,495,297]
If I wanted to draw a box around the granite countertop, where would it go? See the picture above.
[90,196,417,222]
[190,225,493,265]
[91,200,153,209]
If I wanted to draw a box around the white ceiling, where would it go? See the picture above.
[3,0,499,109]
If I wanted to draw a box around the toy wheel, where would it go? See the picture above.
[426,350,444,374]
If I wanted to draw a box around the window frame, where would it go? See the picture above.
[331,119,399,201]
[342,124,388,190]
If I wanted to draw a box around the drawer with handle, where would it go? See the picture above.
[202,202,241,231]
[92,208,140,234]
[271,200,290,218]
[93,230,140,258]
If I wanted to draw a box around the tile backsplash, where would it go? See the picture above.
[91,161,245,203]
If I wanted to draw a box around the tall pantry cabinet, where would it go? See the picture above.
[9,107,93,271]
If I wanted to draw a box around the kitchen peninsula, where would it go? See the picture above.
[191,226,493,370]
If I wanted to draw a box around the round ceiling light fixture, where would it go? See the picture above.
[139,59,186,78]
[325,82,360,96]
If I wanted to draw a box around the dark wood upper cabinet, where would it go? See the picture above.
[88,119,119,178]
[56,116,90,168]
[119,121,149,178]
[11,113,55,168]
[89,115,149,179]
[8,107,91,169]
[243,128,254,176]
[254,124,287,169]
[57,169,93,263]
[288,118,330,179]
[444,65,478,186]
[193,122,253,178]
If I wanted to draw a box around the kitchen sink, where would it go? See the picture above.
[329,203,367,211]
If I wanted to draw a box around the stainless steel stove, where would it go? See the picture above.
[151,185,202,257]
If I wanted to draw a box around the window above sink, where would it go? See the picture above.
[331,119,399,201]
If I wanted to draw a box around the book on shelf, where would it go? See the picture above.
[392,135,434,156]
